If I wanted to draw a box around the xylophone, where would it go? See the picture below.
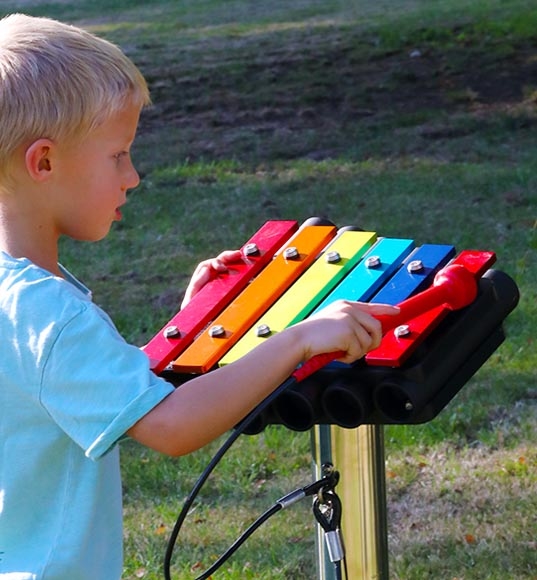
[143,218,519,434]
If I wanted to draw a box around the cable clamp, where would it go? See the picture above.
[276,489,306,509]
[277,463,339,509]
[312,463,345,564]
[325,528,345,563]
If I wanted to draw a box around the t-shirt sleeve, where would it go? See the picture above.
[39,302,175,460]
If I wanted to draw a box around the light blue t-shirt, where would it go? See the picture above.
[0,254,175,579]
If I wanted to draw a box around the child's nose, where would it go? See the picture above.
[125,161,140,190]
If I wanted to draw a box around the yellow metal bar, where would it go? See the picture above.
[172,224,337,373]
[220,230,377,366]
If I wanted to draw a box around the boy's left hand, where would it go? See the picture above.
[181,249,243,308]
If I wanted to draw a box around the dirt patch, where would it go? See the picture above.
[7,0,75,6]
[137,27,537,161]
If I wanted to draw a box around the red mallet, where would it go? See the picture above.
[374,263,478,333]
[293,263,478,382]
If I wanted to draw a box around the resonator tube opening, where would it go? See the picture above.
[273,378,323,431]
[321,378,372,428]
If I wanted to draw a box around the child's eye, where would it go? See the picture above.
[114,151,129,162]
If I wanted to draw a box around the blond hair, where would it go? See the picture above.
[0,13,151,181]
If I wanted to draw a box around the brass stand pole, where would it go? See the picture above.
[312,424,389,580]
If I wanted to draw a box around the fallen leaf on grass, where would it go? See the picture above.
[155,523,167,535]
[464,533,477,544]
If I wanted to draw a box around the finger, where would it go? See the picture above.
[354,322,378,353]
[181,265,213,308]
[212,250,243,269]
[209,259,228,272]
[330,318,376,364]
[218,249,243,262]
[350,309,383,346]
[181,251,242,308]
[356,302,401,316]
[207,250,242,273]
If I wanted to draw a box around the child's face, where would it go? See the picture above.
[50,101,141,242]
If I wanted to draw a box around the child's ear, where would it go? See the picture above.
[25,139,54,181]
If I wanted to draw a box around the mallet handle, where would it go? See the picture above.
[293,264,478,383]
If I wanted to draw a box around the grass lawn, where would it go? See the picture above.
[3,0,536,578]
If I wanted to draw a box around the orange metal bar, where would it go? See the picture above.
[142,220,298,374]
[172,224,338,373]
[220,229,377,367]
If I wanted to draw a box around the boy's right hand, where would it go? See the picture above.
[129,299,399,457]
[291,300,400,365]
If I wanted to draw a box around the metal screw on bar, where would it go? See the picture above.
[283,246,299,260]
[256,323,272,337]
[405,401,414,411]
[407,259,424,273]
[394,324,411,338]
[325,250,341,264]
[163,325,181,339]
[365,255,381,268]
[209,324,226,338]
[243,243,260,256]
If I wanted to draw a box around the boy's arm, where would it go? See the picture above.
[127,301,398,456]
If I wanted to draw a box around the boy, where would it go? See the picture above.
[0,13,398,579]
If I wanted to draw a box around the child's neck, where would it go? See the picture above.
[0,203,62,277]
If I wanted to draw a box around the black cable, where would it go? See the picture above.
[343,556,349,580]
[163,374,296,580]
[193,472,342,579]
[334,560,343,580]
[164,349,345,579]
[195,503,281,579]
